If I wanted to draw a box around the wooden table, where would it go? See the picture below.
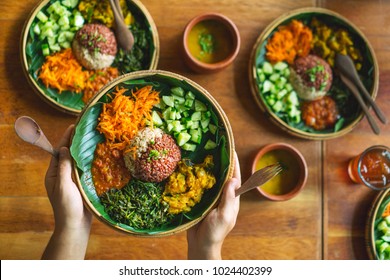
[0,0,389,260]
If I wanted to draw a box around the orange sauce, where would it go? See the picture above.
[91,142,131,196]
[255,149,299,195]
[187,20,233,63]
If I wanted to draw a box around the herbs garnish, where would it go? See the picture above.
[100,180,173,229]
[198,33,215,54]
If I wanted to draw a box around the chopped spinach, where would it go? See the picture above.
[99,179,174,230]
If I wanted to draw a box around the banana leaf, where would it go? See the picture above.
[70,74,231,234]
[25,0,156,112]
[254,11,376,135]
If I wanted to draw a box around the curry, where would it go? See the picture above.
[163,155,216,214]
[255,149,299,195]
[187,20,233,63]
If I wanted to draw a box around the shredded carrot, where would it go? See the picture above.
[383,202,390,218]
[266,20,313,64]
[38,48,89,93]
[96,85,160,150]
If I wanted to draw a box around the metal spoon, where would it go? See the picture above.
[14,116,58,157]
[335,53,387,124]
[109,0,134,52]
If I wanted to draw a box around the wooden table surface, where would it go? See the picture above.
[1,0,389,260]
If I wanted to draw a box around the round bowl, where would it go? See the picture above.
[366,188,390,260]
[21,0,159,115]
[251,143,307,201]
[70,70,234,236]
[183,12,240,73]
[249,7,379,140]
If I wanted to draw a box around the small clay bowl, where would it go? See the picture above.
[183,12,240,73]
[251,143,308,201]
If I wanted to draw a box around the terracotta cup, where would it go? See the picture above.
[251,143,308,201]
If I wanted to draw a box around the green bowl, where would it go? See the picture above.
[249,7,379,140]
[21,0,159,115]
[70,70,234,236]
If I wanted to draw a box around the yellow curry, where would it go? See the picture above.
[163,155,216,214]
[187,20,233,63]
[255,150,299,195]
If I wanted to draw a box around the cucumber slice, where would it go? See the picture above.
[182,143,196,152]
[194,100,207,112]
[204,139,217,150]
[171,87,185,97]
[177,132,191,146]
[162,95,175,107]
[152,111,163,126]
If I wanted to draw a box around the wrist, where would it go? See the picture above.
[188,242,223,260]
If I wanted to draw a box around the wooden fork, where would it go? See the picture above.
[235,162,283,197]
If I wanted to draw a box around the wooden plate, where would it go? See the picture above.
[70,70,235,236]
[21,0,159,115]
[366,188,390,259]
[249,7,379,140]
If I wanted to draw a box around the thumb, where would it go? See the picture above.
[57,147,73,182]
[218,178,240,211]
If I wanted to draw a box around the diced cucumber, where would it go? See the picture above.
[257,60,301,124]
[262,61,273,75]
[36,11,48,23]
[190,129,202,144]
[152,111,163,126]
[273,61,288,72]
[154,86,218,153]
[194,100,207,112]
[201,118,210,129]
[190,121,199,129]
[42,44,50,56]
[385,215,390,225]
[186,91,196,100]
[262,80,273,93]
[269,73,280,82]
[209,124,217,135]
[204,140,217,150]
[191,111,202,121]
[171,87,185,97]
[182,143,196,152]
[173,95,185,105]
[177,132,191,146]
[61,0,79,8]
[33,24,41,35]
[162,95,175,107]
[73,11,84,27]
[184,97,194,108]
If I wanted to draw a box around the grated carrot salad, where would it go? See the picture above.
[383,203,390,218]
[96,85,160,150]
[38,48,89,93]
[266,20,313,64]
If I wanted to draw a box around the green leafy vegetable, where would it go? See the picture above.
[100,180,173,230]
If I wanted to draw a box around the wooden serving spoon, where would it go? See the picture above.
[109,0,134,52]
[14,116,58,157]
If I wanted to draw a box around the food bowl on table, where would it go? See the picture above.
[251,143,307,201]
[70,70,234,236]
[183,12,240,73]
[249,8,379,140]
[367,188,390,260]
[21,0,159,115]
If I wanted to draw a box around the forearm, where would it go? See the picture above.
[42,226,91,260]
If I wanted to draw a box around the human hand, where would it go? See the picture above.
[42,125,92,259]
[187,151,241,260]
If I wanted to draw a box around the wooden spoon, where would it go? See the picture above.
[14,116,58,157]
[335,53,387,124]
[109,0,134,52]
